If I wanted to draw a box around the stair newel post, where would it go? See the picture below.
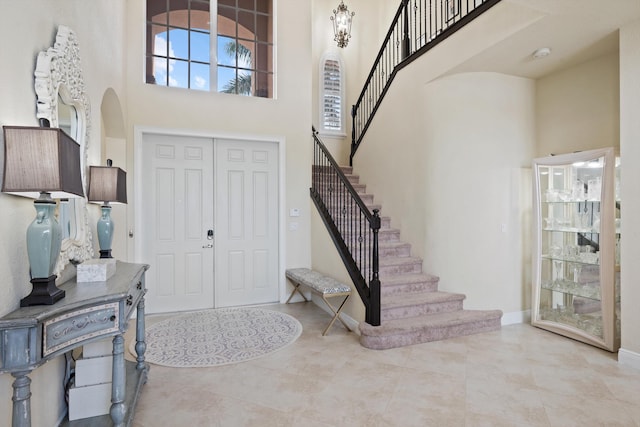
[369,209,381,326]
[401,0,411,60]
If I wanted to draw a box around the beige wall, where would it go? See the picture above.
[620,20,640,359]
[536,52,620,156]
[0,1,127,425]
[355,72,535,318]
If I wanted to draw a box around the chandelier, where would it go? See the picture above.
[331,1,355,48]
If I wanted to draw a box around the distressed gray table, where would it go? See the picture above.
[0,262,150,427]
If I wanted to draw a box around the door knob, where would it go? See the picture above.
[202,243,214,249]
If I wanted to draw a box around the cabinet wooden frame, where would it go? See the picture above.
[532,147,619,352]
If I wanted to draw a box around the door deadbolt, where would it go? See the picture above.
[207,229,214,240]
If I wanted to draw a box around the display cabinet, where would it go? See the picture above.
[532,147,620,351]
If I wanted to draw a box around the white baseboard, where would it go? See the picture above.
[501,310,531,325]
[618,348,640,370]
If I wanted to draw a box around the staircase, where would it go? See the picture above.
[339,166,503,350]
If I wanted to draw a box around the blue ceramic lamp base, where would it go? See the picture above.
[97,204,114,259]
[21,196,65,307]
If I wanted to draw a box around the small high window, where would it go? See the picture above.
[146,0,274,98]
[319,51,345,136]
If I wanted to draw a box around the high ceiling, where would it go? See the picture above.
[448,0,640,79]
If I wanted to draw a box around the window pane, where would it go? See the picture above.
[218,66,236,92]
[147,2,167,24]
[191,0,210,12]
[218,0,234,6]
[237,11,254,37]
[152,56,169,85]
[146,56,160,84]
[237,70,253,96]
[191,30,210,62]
[168,1,188,27]
[256,14,269,42]
[256,0,270,14]
[151,25,169,57]
[217,7,236,37]
[152,29,169,56]
[238,0,253,11]
[191,62,210,90]
[255,42,270,72]
[190,9,210,32]
[237,40,254,69]
[254,71,271,98]
[169,59,189,87]
[168,28,189,60]
[217,36,237,66]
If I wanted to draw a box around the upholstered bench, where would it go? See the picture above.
[285,268,352,336]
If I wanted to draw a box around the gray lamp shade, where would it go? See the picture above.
[2,126,84,199]
[88,165,127,203]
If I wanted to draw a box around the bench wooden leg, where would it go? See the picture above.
[285,282,309,304]
[321,294,352,336]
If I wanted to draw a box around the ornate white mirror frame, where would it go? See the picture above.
[34,25,94,275]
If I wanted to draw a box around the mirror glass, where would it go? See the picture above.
[57,94,78,240]
[34,26,94,275]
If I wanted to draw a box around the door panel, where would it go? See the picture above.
[215,139,279,307]
[141,134,214,313]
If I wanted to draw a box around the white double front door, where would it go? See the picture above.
[140,133,279,313]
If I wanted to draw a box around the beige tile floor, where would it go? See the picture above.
[127,302,640,427]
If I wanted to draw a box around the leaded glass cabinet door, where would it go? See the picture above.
[532,147,620,352]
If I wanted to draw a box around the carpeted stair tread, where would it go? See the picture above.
[359,309,503,350]
[360,309,503,335]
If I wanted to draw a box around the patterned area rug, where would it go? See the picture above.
[133,307,302,367]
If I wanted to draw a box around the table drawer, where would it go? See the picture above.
[43,302,120,357]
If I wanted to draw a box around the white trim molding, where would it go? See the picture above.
[501,309,531,326]
[618,348,640,370]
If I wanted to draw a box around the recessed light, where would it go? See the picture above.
[533,47,552,59]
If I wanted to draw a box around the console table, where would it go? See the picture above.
[0,262,150,427]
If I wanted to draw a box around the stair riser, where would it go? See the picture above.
[360,318,502,350]
[379,245,411,258]
[381,300,464,321]
[322,216,391,230]
[342,230,400,242]
[344,243,410,257]
[379,262,422,277]
[313,174,359,184]
[318,191,373,205]
[380,281,439,296]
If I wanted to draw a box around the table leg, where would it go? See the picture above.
[135,296,147,371]
[110,334,126,426]
[11,371,32,427]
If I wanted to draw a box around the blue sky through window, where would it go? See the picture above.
[154,29,250,92]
